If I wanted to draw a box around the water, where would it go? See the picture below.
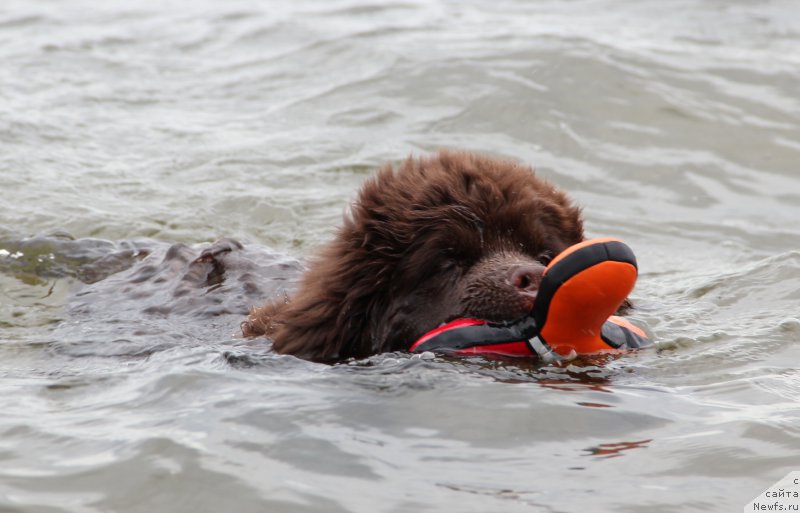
[1,1,799,511]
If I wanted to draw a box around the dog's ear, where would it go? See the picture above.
[241,295,290,338]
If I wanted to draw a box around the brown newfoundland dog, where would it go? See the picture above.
[242,150,585,362]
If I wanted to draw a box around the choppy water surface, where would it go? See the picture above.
[2,1,800,512]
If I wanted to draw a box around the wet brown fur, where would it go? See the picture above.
[242,151,585,362]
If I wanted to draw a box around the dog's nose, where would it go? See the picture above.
[509,264,544,292]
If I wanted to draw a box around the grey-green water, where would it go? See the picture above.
[2,1,800,512]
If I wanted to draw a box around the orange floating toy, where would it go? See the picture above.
[409,238,650,359]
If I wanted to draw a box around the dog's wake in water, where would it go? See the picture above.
[0,233,300,358]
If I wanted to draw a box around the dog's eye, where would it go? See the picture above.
[538,252,554,266]
[438,259,457,272]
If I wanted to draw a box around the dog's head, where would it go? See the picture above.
[244,151,584,362]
